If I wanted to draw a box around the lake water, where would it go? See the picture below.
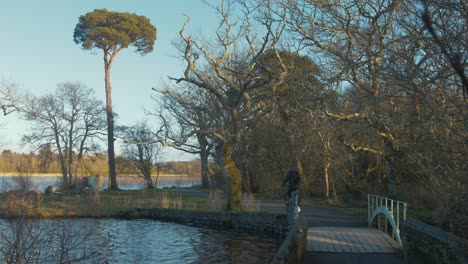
[0,175,201,192]
[0,218,281,263]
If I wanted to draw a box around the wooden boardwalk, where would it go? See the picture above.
[307,227,400,253]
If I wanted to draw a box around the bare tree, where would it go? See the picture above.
[22,82,106,189]
[0,80,23,148]
[168,0,287,210]
[275,0,467,212]
[153,84,216,188]
[281,0,410,197]
[118,121,162,189]
[422,0,468,97]
[37,144,54,173]
[0,80,23,116]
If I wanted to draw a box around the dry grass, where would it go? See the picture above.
[0,189,208,218]
[242,193,260,212]
[160,190,183,209]
[4,191,42,217]
[208,190,224,211]
[110,175,197,185]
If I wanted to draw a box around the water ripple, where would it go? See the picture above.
[0,218,280,263]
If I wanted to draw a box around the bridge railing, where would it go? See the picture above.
[368,194,407,247]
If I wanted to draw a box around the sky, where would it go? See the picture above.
[0,0,221,161]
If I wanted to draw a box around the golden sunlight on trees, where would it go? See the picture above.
[118,121,163,189]
[74,9,157,190]
[166,0,287,210]
[22,82,106,189]
[153,84,215,189]
[153,0,466,234]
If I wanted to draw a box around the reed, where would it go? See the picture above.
[159,190,183,209]
[242,193,260,212]
[0,188,211,218]
[5,191,42,217]
[208,190,224,211]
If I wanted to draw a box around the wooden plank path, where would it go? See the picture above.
[307,227,400,253]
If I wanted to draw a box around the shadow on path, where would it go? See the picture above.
[178,189,405,264]
[260,200,404,264]
[304,252,404,264]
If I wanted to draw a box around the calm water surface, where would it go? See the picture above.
[0,218,281,263]
[0,176,200,191]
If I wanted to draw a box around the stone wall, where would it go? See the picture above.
[271,214,308,264]
[401,218,467,264]
[115,208,289,235]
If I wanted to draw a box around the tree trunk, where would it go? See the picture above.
[243,169,256,193]
[278,107,308,198]
[384,139,397,198]
[295,157,310,198]
[325,158,330,198]
[214,141,228,187]
[73,152,85,184]
[146,176,155,189]
[222,143,242,211]
[386,158,397,198]
[74,130,89,181]
[105,64,118,190]
[330,170,338,201]
[55,136,68,188]
[198,134,210,188]
[143,161,154,189]
[200,150,209,188]
[67,119,74,185]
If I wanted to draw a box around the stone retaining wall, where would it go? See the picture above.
[115,208,289,234]
[401,218,467,264]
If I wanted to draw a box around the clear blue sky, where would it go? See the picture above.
[0,0,220,160]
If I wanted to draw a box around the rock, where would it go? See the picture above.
[45,185,56,195]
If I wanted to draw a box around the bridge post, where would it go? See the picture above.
[286,190,301,226]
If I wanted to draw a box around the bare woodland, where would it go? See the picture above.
[22,82,107,189]
[0,0,466,236]
[118,121,163,189]
[156,0,467,234]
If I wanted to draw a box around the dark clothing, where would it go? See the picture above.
[282,170,300,198]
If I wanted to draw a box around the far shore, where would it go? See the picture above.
[0,173,194,178]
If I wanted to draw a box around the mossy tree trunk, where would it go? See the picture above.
[222,143,242,211]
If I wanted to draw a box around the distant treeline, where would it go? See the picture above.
[0,149,200,177]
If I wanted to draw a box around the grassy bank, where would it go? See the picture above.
[0,189,210,219]
[0,187,433,226]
